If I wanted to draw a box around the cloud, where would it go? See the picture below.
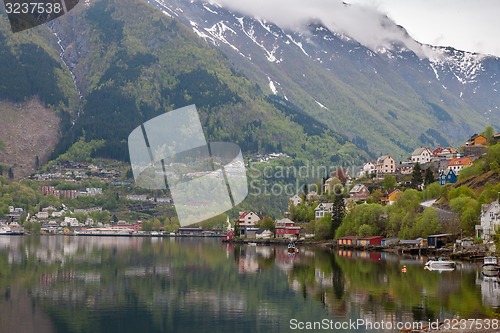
[209,0,432,58]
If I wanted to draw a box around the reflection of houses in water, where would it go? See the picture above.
[235,246,264,274]
[183,291,248,316]
[124,266,171,277]
[315,268,333,287]
[0,236,147,265]
[238,255,259,274]
[337,250,385,262]
[255,246,272,258]
[274,249,298,273]
[476,272,500,307]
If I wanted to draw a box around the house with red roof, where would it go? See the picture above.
[447,157,473,175]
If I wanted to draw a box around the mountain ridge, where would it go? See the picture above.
[147,0,499,157]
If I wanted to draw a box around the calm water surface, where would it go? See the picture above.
[0,236,498,333]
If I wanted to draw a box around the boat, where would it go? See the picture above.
[287,241,298,253]
[482,256,500,274]
[248,242,257,246]
[424,258,456,270]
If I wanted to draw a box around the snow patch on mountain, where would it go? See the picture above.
[268,76,278,94]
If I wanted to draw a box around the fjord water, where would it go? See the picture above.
[0,236,498,333]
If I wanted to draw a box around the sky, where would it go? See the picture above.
[211,0,500,58]
[348,0,500,57]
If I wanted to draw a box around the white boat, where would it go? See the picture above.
[482,256,500,273]
[425,258,456,270]
[248,242,257,246]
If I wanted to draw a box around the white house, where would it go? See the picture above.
[35,212,49,220]
[314,203,333,219]
[376,155,396,175]
[237,211,262,228]
[411,147,433,164]
[51,211,64,218]
[289,194,302,207]
[63,217,80,227]
[476,200,500,242]
[358,162,376,178]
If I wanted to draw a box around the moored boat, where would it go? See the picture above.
[287,241,298,253]
[482,256,500,274]
[425,258,456,270]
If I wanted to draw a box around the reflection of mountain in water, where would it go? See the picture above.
[0,237,498,333]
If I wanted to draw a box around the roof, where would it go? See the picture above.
[315,203,333,210]
[411,147,431,156]
[349,184,367,193]
[482,200,499,213]
[468,134,486,141]
[256,228,271,234]
[358,236,384,240]
[448,157,472,167]
[275,218,294,225]
[349,184,366,193]
[427,233,453,238]
[377,155,393,163]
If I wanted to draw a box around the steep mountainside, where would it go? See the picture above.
[49,0,364,164]
[0,16,79,177]
[147,0,500,157]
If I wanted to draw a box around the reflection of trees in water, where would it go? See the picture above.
[2,237,500,332]
[330,255,344,300]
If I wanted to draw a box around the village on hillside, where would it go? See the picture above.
[227,130,500,255]
[0,130,499,256]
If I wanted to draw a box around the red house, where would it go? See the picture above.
[357,236,384,246]
[275,218,300,239]
[349,184,370,201]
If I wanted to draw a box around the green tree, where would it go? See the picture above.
[450,196,480,235]
[410,163,423,189]
[331,194,345,238]
[152,218,162,231]
[302,183,308,199]
[481,125,495,142]
[35,155,40,171]
[8,167,14,179]
[142,220,153,231]
[413,207,440,237]
[424,168,435,185]
[383,175,397,190]
[315,213,332,240]
[257,216,275,233]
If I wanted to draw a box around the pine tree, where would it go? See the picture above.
[411,163,423,189]
[35,155,40,170]
[424,167,435,185]
[331,194,345,238]
[7,167,14,179]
